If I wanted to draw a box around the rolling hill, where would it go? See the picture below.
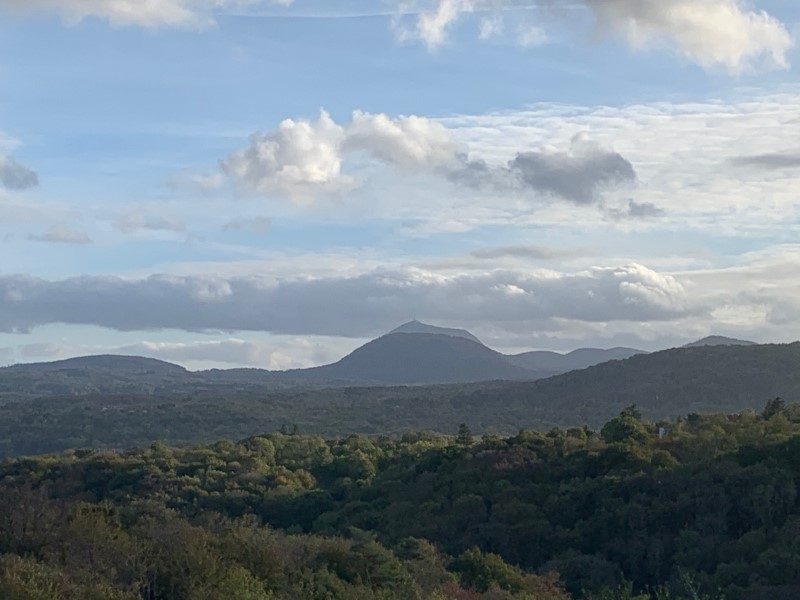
[507,346,645,372]
[683,335,756,348]
[2,340,800,457]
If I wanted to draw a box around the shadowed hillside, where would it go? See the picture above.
[2,342,800,457]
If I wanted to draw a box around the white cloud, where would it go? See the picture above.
[0,0,294,29]
[28,226,91,245]
[0,155,38,190]
[222,109,634,206]
[517,24,547,48]
[402,0,792,72]
[586,0,792,73]
[221,109,462,201]
[345,110,460,169]
[221,109,352,202]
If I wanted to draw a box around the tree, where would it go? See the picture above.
[763,397,786,420]
[457,424,473,446]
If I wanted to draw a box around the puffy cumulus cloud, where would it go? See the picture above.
[28,226,91,245]
[400,0,791,72]
[344,111,460,170]
[0,155,38,190]
[221,110,351,202]
[586,0,792,73]
[222,109,462,202]
[0,0,293,29]
[449,133,636,205]
[0,264,692,337]
[223,110,633,206]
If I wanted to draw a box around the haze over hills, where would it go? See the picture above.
[507,346,645,372]
[0,321,767,398]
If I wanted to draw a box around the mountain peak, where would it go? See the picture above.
[684,335,756,348]
[389,320,482,345]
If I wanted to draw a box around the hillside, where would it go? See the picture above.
[508,346,644,373]
[2,342,800,457]
[2,406,799,599]
[684,335,757,347]
[300,332,540,384]
[389,319,483,344]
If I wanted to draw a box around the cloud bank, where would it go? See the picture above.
[0,264,691,337]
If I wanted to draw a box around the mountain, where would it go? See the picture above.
[0,323,543,395]
[508,346,645,373]
[10,354,187,375]
[0,355,191,398]
[388,320,483,344]
[298,332,540,384]
[3,341,800,457]
[684,335,757,348]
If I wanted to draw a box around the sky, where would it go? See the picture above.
[1,0,800,370]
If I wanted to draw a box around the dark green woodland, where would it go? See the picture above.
[2,400,800,599]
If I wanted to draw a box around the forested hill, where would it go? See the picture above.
[2,342,800,457]
[1,404,799,599]
[496,341,800,421]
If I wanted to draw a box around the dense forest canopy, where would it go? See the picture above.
[2,400,800,599]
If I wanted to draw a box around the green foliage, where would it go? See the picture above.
[2,402,800,598]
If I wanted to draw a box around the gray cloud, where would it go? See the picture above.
[606,199,665,220]
[0,264,692,337]
[731,152,800,170]
[28,226,91,245]
[0,155,38,190]
[449,134,637,204]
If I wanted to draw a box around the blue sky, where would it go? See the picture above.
[1,0,800,369]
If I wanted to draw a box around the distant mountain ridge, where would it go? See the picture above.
[683,335,756,348]
[0,324,773,397]
[508,347,645,372]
